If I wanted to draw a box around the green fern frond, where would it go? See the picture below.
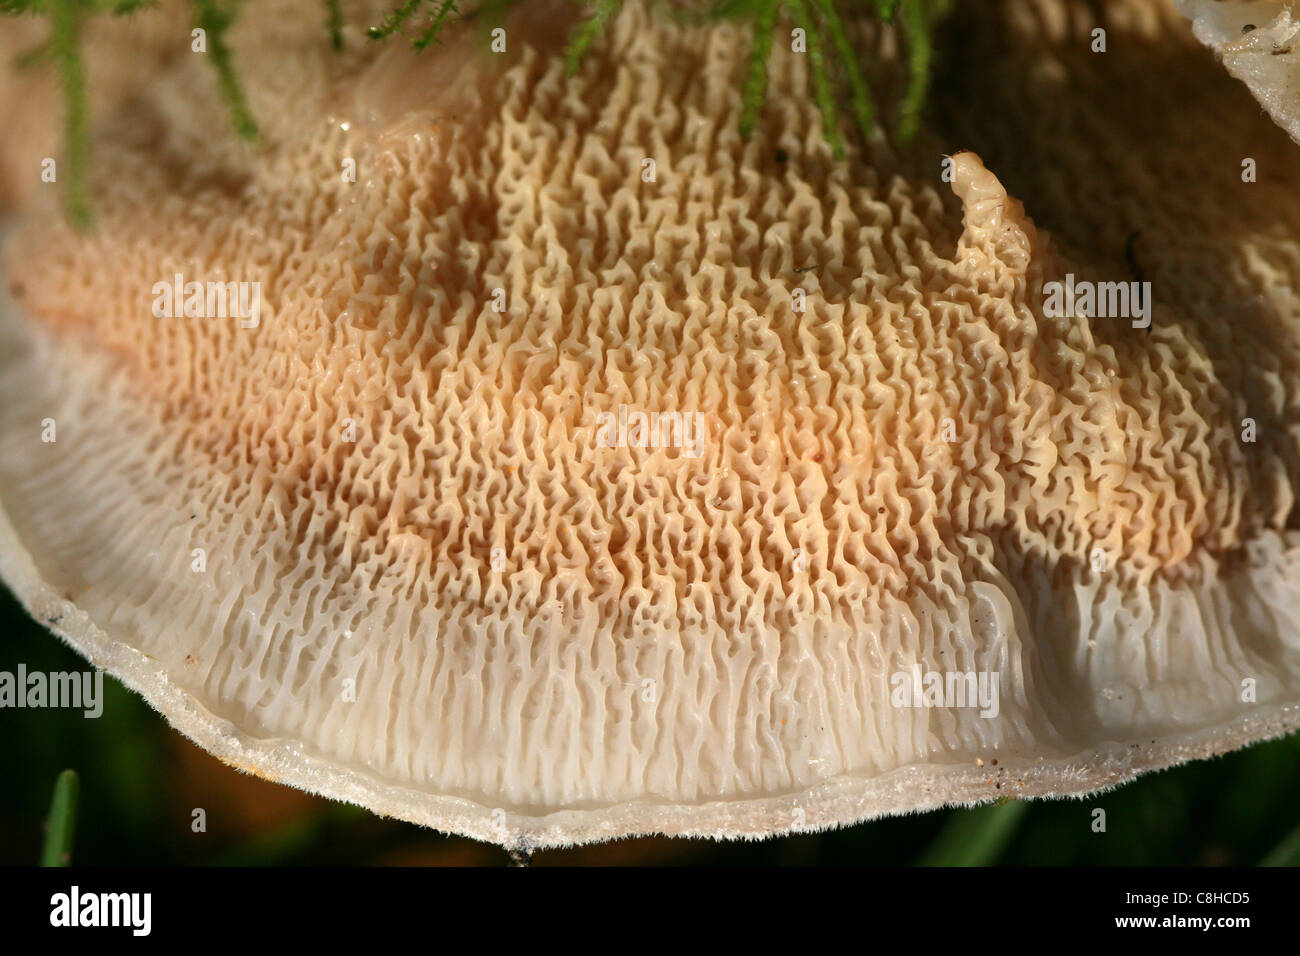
[49,0,89,228]
[414,0,459,50]
[898,0,937,142]
[367,0,423,39]
[324,0,342,51]
[814,0,873,138]
[736,0,947,151]
[5,1,161,229]
[191,0,258,143]
[785,0,840,157]
[2,0,952,227]
[366,0,466,50]
[738,0,777,139]
[565,0,619,76]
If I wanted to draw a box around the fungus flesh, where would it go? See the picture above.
[1,0,1299,848]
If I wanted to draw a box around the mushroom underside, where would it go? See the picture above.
[1176,0,1300,145]
[2,0,1300,848]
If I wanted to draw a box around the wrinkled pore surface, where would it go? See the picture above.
[2,0,1300,840]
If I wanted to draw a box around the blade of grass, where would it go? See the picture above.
[916,800,1028,867]
[1259,820,1300,866]
[40,769,79,867]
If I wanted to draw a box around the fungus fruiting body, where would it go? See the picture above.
[1177,0,1300,143]
[2,0,1300,849]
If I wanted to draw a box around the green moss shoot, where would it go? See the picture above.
[1,0,952,227]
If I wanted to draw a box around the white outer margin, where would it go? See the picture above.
[4,499,1299,850]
